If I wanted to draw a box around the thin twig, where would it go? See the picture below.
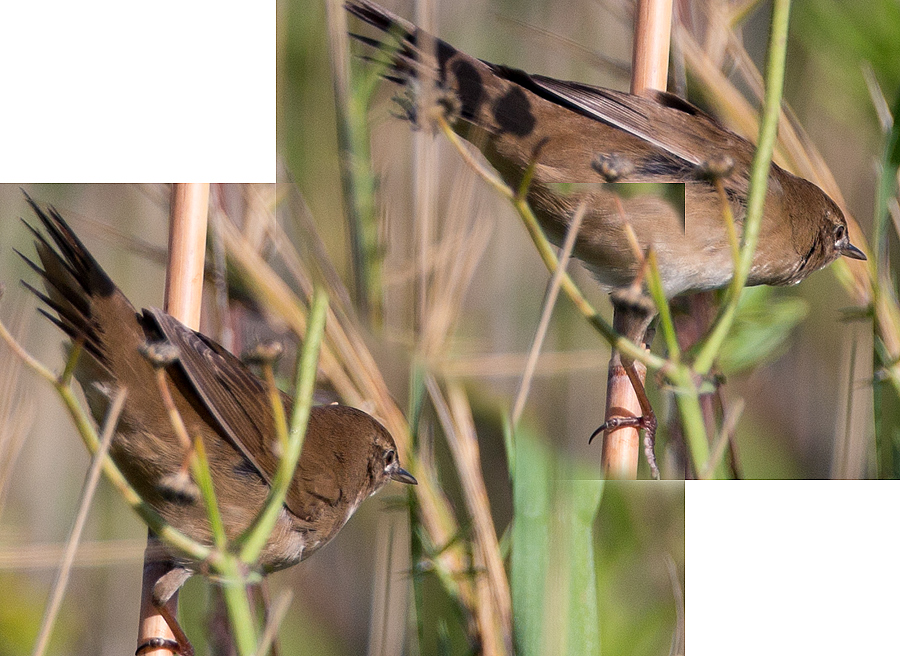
[700,398,744,480]
[253,590,293,656]
[32,388,127,656]
[425,376,512,654]
[512,201,587,427]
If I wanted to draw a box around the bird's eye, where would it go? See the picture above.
[384,449,396,468]
[834,224,846,242]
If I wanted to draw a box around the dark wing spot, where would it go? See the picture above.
[451,59,485,121]
[436,40,456,84]
[492,85,535,137]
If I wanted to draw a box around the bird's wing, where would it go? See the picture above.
[145,308,340,522]
[505,69,743,168]
[143,308,283,489]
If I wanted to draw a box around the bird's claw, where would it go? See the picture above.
[589,411,660,480]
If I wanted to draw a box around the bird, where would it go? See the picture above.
[18,193,417,655]
[346,0,865,469]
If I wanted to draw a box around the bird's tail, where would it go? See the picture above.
[346,0,433,83]
[16,193,141,375]
[346,0,499,129]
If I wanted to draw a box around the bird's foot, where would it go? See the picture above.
[590,411,660,480]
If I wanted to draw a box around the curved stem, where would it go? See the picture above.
[695,0,793,375]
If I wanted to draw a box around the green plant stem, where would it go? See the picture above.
[0,321,214,562]
[188,432,258,656]
[645,250,680,363]
[644,249,714,473]
[695,0,793,375]
[239,287,329,564]
[191,435,226,551]
[216,288,327,654]
[669,371,711,474]
[218,577,258,656]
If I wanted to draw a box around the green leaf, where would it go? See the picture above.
[562,475,604,656]
[717,287,809,375]
[511,422,553,656]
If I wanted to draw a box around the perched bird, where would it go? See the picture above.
[346,0,865,462]
[346,0,864,294]
[19,195,416,654]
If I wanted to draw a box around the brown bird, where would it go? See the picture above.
[19,194,416,655]
[347,0,865,461]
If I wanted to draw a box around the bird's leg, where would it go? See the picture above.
[135,591,193,656]
[136,545,194,656]
[591,353,659,479]
[593,301,659,479]
[623,359,659,480]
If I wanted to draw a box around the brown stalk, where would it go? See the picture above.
[139,183,210,656]
[631,0,674,97]
[601,0,673,479]
[163,184,210,328]
[427,376,513,654]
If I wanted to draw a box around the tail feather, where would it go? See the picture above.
[347,27,421,83]
[347,0,522,136]
[21,194,116,294]
[18,193,131,370]
[346,0,460,85]
[346,0,418,40]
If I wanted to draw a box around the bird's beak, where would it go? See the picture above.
[390,466,417,485]
[839,240,867,261]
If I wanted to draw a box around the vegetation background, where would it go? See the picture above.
[0,0,897,653]
[281,0,892,481]
[0,184,682,654]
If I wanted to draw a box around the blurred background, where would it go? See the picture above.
[2,0,899,653]
[281,0,897,479]
[0,185,682,654]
